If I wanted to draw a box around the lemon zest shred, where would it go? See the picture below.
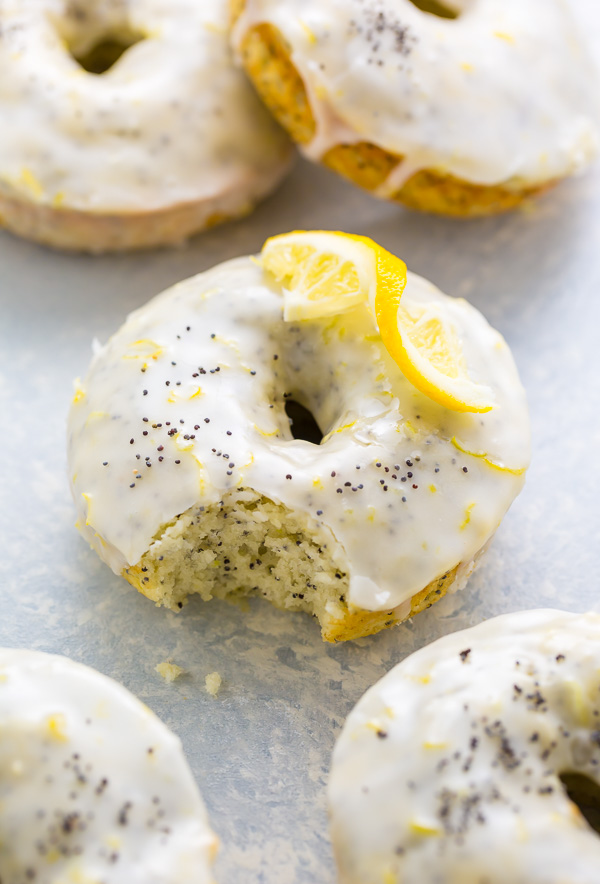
[20,167,44,199]
[253,424,280,438]
[494,30,515,43]
[406,673,431,684]
[81,492,93,526]
[85,410,109,426]
[46,713,69,743]
[451,436,526,475]
[71,377,86,404]
[174,433,194,452]
[123,339,163,361]
[321,420,356,443]
[460,502,476,531]
[410,820,441,837]
[298,18,317,44]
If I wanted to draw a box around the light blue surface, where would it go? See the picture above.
[1,11,600,880]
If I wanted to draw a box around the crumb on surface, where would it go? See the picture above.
[205,671,222,697]
[155,660,184,683]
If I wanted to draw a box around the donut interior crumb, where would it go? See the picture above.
[155,660,185,683]
[125,488,459,642]
[128,489,349,630]
[205,672,222,697]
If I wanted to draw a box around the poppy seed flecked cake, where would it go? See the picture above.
[68,243,530,640]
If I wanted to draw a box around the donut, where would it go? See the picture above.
[0,0,291,252]
[231,0,599,216]
[328,609,600,883]
[67,233,529,641]
[0,647,217,882]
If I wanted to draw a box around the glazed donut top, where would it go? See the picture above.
[233,0,599,190]
[0,647,216,884]
[0,0,289,212]
[329,609,600,884]
[68,256,529,614]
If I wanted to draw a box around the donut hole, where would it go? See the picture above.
[284,398,323,445]
[559,772,600,834]
[406,0,461,19]
[70,29,145,74]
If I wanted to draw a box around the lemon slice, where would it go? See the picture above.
[260,230,406,321]
[261,230,493,413]
[375,277,495,414]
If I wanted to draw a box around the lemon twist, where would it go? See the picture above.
[260,230,494,413]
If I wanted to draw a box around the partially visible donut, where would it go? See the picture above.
[0,647,217,883]
[231,0,599,216]
[329,609,600,883]
[0,0,291,252]
[67,246,529,641]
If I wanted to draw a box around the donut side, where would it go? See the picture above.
[232,13,561,216]
[0,160,289,253]
[123,490,483,642]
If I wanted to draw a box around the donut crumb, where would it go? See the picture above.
[205,672,222,697]
[155,660,184,683]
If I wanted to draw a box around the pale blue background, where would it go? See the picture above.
[1,4,599,880]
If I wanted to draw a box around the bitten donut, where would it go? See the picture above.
[231,0,599,216]
[329,609,600,883]
[0,647,217,883]
[67,240,529,641]
[0,0,291,252]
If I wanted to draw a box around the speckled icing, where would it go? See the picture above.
[0,0,290,212]
[329,609,600,884]
[68,256,529,613]
[0,647,216,884]
[232,0,599,189]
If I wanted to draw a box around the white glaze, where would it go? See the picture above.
[233,0,599,188]
[0,647,216,884]
[68,255,529,613]
[0,0,290,212]
[329,609,600,884]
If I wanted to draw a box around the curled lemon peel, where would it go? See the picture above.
[376,293,494,414]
